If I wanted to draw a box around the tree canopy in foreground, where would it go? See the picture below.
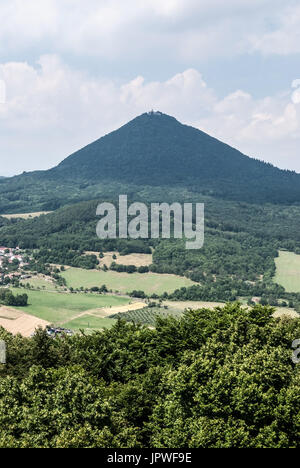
[0,303,299,448]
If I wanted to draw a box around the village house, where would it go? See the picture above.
[0,247,26,269]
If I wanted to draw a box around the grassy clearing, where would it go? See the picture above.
[274,251,300,293]
[86,251,153,268]
[11,288,130,325]
[61,267,195,295]
[21,276,60,292]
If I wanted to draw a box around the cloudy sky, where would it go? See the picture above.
[1,0,300,176]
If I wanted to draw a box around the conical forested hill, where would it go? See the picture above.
[51,111,300,203]
[1,111,300,213]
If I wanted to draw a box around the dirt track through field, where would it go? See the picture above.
[0,306,49,337]
[89,302,148,318]
[60,302,148,324]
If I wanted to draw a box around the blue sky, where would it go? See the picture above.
[0,0,300,175]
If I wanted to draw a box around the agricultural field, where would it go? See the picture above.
[162,300,225,312]
[0,306,49,337]
[163,299,299,319]
[4,284,297,336]
[110,307,183,327]
[274,250,300,293]
[110,301,299,327]
[63,302,147,332]
[109,301,226,327]
[61,267,196,295]
[11,288,130,325]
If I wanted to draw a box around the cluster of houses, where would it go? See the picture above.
[0,246,26,268]
[0,246,28,282]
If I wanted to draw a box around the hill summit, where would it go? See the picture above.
[50,111,300,203]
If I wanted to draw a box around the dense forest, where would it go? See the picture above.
[0,303,299,448]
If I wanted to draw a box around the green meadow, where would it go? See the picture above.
[61,267,195,295]
[11,288,130,324]
[274,251,300,293]
[63,315,118,332]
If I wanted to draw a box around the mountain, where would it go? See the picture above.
[53,111,300,199]
[1,111,300,213]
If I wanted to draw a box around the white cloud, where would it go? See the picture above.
[0,80,6,104]
[291,79,300,105]
[250,4,300,55]
[0,0,297,61]
[198,85,300,171]
[1,57,300,175]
